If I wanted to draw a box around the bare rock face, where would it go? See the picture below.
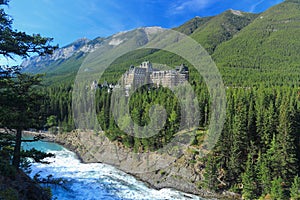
[20,27,148,75]
[55,131,240,199]
[21,38,99,72]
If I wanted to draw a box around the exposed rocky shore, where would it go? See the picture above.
[53,131,241,200]
[23,130,56,142]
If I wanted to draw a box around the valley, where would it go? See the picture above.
[1,0,300,199]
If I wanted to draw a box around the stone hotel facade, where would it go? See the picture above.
[122,61,189,89]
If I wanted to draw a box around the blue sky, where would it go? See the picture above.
[1,0,283,65]
[5,0,283,47]
[0,0,283,68]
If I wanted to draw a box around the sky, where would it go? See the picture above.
[1,0,283,65]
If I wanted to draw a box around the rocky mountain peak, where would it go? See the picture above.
[229,9,243,16]
[21,37,100,70]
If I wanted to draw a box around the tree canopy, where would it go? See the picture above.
[0,0,57,170]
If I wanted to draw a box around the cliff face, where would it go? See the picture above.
[21,37,103,74]
[21,27,162,78]
[55,131,240,199]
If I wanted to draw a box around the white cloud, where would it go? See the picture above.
[169,0,212,15]
[249,0,265,12]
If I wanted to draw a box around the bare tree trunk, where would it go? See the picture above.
[12,128,22,169]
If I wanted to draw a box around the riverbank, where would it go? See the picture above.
[23,130,240,199]
[23,130,56,142]
[51,130,241,200]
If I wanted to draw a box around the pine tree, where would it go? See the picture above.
[270,177,285,200]
[227,99,248,184]
[276,101,298,184]
[256,150,272,196]
[267,134,282,180]
[0,0,57,169]
[203,154,219,191]
[262,101,277,149]
[290,176,300,200]
[242,146,258,199]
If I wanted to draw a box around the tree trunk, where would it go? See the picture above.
[12,128,22,169]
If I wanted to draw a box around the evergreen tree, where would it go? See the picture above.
[270,177,285,200]
[242,145,258,199]
[256,150,272,196]
[0,0,57,169]
[203,153,219,191]
[227,99,248,184]
[262,101,277,148]
[0,74,48,168]
[290,176,300,200]
[276,101,298,184]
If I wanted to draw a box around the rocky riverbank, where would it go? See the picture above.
[54,130,241,200]
[23,131,56,142]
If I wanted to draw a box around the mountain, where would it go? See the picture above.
[21,27,166,83]
[21,12,252,83]
[103,10,258,81]
[22,9,255,80]
[213,0,300,70]
[190,10,258,54]
[173,16,212,35]
[21,0,300,86]
[22,38,93,73]
[21,37,107,84]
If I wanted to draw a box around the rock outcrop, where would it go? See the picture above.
[55,130,241,199]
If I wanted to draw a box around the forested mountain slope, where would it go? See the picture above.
[213,0,300,70]
[190,10,257,54]
[173,16,212,35]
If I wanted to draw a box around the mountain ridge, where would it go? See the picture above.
[213,0,300,70]
[21,7,254,76]
[190,9,258,54]
[21,0,299,86]
[21,37,103,73]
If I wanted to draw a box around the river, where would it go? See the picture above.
[22,136,209,200]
